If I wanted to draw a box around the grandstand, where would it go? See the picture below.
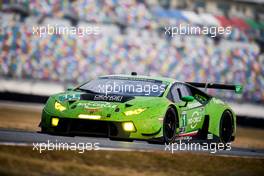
[0,0,263,104]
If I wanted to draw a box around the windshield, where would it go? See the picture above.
[78,77,168,97]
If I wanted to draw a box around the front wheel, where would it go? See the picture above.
[163,107,178,144]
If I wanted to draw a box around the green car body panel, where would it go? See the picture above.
[40,74,239,143]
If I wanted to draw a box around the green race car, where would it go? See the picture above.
[39,73,242,144]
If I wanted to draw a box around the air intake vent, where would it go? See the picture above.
[125,104,133,108]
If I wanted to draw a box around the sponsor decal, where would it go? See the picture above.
[77,102,117,109]
[180,111,187,133]
[207,133,213,140]
[194,94,207,103]
[181,112,187,127]
[175,136,192,141]
[85,108,101,114]
[59,94,80,102]
[186,102,202,109]
[188,111,202,129]
[81,93,134,102]
[178,130,198,137]
[94,95,123,102]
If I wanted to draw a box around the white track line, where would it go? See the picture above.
[0,142,32,146]
[0,142,263,158]
[0,142,147,152]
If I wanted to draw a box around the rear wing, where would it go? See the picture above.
[186,82,243,94]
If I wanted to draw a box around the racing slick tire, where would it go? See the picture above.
[163,107,178,144]
[219,110,233,144]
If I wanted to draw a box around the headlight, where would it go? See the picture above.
[122,122,136,132]
[51,117,59,126]
[124,108,146,116]
[54,101,66,111]
[78,114,101,120]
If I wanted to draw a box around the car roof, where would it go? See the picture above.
[99,74,181,84]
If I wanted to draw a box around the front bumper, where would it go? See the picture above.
[40,109,163,140]
[42,117,132,138]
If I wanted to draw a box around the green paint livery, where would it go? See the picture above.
[40,74,241,144]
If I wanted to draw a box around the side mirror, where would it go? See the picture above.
[180,96,194,107]
[181,96,194,102]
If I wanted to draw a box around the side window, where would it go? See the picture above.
[186,84,211,104]
[169,83,191,103]
[171,85,181,102]
[179,84,191,97]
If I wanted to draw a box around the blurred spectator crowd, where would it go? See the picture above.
[0,0,264,103]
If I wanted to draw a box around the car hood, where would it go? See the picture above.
[48,91,168,116]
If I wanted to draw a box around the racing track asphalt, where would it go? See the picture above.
[0,129,263,158]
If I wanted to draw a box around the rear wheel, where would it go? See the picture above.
[219,110,233,144]
[163,107,178,144]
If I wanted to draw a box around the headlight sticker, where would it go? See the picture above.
[124,108,147,116]
[54,101,66,111]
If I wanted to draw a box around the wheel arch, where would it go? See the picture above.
[208,107,236,138]
[206,98,236,138]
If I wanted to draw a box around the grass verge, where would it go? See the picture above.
[0,146,263,176]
